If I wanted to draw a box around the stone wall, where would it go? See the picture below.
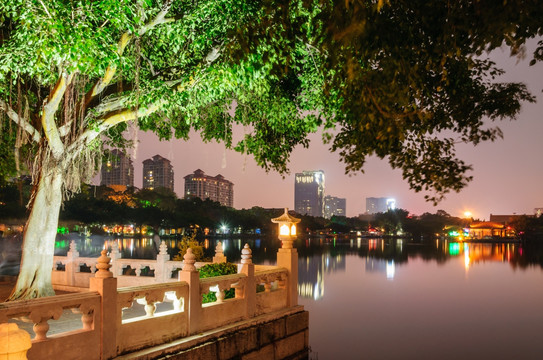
[116,307,309,360]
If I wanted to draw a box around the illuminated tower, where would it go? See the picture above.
[184,169,234,207]
[100,149,134,187]
[294,170,325,217]
[324,195,346,219]
[142,155,174,191]
[366,197,396,214]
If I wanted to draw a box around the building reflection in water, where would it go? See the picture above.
[444,241,518,272]
[298,253,346,300]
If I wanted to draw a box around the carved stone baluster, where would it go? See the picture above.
[135,266,141,277]
[166,291,183,311]
[278,274,287,289]
[264,281,272,292]
[216,285,225,303]
[81,311,94,330]
[136,298,156,317]
[33,319,50,341]
[29,306,62,341]
[145,302,156,316]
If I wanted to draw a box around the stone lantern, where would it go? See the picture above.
[271,208,301,249]
[272,208,300,306]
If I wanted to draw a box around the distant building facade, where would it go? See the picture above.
[142,155,174,191]
[324,195,346,219]
[100,149,134,187]
[366,197,396,214]
[294,170,325,217]
[184,169,234,207]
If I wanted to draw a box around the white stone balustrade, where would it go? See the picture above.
[0,292,101,359]
[2,241,299,359]
[52,240,219,289]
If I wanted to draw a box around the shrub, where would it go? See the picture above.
[199,262,237,303]
[172,230,204,261]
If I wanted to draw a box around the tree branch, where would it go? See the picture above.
[42,73,74,158]
[85,1,176,105]
[0,99,41,143]
[64,100,164,165]
[366,87,419,119]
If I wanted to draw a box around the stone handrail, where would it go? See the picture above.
[255,267,288,288]
[115,282,190,354]
[254,267,289,315]
[200,273,247,302]
[2,240,299,359]
[0,292,101,359]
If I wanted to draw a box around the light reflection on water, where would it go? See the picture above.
[297,238,543,360]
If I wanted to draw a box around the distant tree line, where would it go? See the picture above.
[2,180,543,240]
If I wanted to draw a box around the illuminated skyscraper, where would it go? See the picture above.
[366,197,396,214]
[184,169,234,207]
[100,149,134,187]
[294,170,325,217]
[142,155,174,191]
[324,195,346,219]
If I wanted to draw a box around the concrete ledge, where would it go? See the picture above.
[115,306,308,360]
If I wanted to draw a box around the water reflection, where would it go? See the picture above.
[51,235,543,274]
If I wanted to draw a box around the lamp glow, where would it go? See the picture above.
[271,208,301,249]
[280,224,290,236]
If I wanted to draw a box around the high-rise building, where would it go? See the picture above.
[142,155,174,191]
[294,170,325,217]
[366,197,396,214]
[324,195,346,219]
[184,169,234,207]
[100,149,134,187]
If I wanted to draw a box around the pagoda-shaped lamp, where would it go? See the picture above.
[272,208,301,249]
[272,208,300,307]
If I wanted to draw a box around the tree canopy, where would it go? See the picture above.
[0,0,540,200]
[0,0,542,299]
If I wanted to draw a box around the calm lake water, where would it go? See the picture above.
[3,235,543,359]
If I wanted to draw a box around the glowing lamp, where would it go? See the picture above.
[271,208,301,249]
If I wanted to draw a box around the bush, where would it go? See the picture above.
[199,262,237,303]
[172,230,204,261]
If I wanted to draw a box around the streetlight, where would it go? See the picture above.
[271,208,301,249]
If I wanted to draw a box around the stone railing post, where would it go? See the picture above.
[156,241,170,282]
[212,241,226,263]
[0,323,31,359]
[109,241,122,277]
[66,240,79,287]
[239,244,255,318]
[89,249,118,359]
[277,242,298,307]
[178,248,201,335]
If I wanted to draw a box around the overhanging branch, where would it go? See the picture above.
[85,1,176,105]
[0,99,41,143]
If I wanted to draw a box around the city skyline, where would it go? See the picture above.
[96,41,543,220]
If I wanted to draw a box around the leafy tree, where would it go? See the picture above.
[374,208,409,235]
[1,0,540,299]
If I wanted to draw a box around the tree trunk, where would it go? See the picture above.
[8,168,63,301]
